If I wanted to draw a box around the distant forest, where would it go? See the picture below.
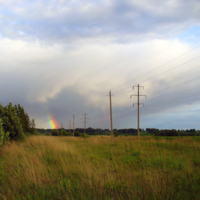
[36,127,200,137]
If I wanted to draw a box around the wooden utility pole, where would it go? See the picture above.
[130,84,146,137]
[61,122,63,135]
[73,115,75,137]
[68,121,71,133]
[108,90,114,142]
[82,113,88,134]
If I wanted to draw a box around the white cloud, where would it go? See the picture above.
[0,0,200,43]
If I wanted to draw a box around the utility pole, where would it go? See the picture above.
[130,84,146,137]
[61,122,63,135]
[82,113,88,134]
[68,121,71,133]
[73,115,75,137]
[107,90,114,142]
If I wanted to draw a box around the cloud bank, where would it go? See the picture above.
[0,0,200,129]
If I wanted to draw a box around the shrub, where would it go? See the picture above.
[106,131,111,135]
[74,131,81,137]
[63,130,73,136]
[51,129,59,136]
[114,131,119,137]
[44,132,51,136]
[33,130,40,135]
[81,133,90,138]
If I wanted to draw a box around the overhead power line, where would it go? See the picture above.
[145,92,200,107]
[111,44,200,91]
[145,64,200,89]
[114,55,200,94]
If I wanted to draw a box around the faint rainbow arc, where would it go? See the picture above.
[47,114,58,129]
[45,106,58,129]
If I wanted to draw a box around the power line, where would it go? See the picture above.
[140,55,200,84]
[111,44,200,91]
[148,85,200,99]
[113,64,200,97]
[147,75,200,96]
[114,55,200,94]
[145,64,200,89]
[147,94,200,107]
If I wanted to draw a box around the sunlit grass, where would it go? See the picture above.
[0,135,200,199]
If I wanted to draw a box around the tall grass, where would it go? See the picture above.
[0,136,200,199]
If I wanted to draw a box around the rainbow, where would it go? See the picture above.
[47,114,58,129]
[45,106,58,129]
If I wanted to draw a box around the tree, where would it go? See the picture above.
[15,104,34,134]
[0,103,24,140]
[32,119,36,129]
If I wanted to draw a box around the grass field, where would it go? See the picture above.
[0,135,200,200]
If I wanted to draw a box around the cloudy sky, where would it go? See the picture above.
[1,0,200,130]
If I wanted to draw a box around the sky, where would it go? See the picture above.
[0,0,200,130]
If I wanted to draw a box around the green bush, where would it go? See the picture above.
[74,131,81,137]
[44,132,51,136]
[62,130,73,136]
[81,133,90,138]
[51,129,59,136]
[106,131,111,135]
[33,130,40,135]
[114,131,119,137]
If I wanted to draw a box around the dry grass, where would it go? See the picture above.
[0,135,200,199]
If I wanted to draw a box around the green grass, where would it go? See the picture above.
[0,136,200,199]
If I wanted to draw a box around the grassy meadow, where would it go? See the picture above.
[0,135,200,200]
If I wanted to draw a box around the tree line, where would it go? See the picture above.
[146,128,199,136]
[37,127,199,137]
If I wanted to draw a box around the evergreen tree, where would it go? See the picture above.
[15,104,35,134]
[32,119,36,129]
